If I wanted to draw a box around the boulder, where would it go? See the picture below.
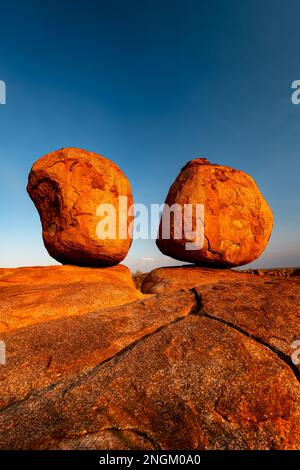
[141,265,261,294]
[0,264,141,332]
[156,158,274,267]
[27,147,133,266]
[0,277,299,449]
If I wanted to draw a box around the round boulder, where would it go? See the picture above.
[27,147,133,267]
[156,158,273,267]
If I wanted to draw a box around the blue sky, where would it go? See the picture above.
[0,0,299,271]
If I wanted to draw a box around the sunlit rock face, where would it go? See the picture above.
[157,158,274,267]
[0,274,300,450]
[0,264,141,332]
[27,147,133,267]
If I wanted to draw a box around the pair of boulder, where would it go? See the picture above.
[27,148,273,268]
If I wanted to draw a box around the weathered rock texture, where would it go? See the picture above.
[244,267,300,278]
[0,264,141,332]
[0,290,196,414]
[156,158,274,267]
[27,147,133,266]
[0,268,299,450]
[141,265,260,294]
[194,278,300,360]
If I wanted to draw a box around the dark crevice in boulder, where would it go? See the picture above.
[1,379,64,414]
[191,287,203,314]
[101,427,162,450]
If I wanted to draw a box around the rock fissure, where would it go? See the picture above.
[100,427,162,450]
[61,313,193,398]
[191,288,300,383]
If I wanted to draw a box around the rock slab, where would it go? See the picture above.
[141,265,261,294]
[0,268,299,450]
[0,264,140,332]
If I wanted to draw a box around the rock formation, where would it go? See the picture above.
[2,150,296,450]
[0,267,299,449]
[0,264,140,332]
[27,147,133,267]
[141,265,260,294]
[156,158,274,267]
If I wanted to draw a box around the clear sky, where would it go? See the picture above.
[0,0,299,271]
